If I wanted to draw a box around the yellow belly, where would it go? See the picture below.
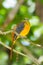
[20,21,30,37]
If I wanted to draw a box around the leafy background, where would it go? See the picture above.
[0,0,43,65]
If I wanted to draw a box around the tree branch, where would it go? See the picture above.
[17,42,40,65]
[0,41,27,57]
[0,41,40,65]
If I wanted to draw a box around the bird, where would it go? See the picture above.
[10,19,30,59]
[12,19,30,45]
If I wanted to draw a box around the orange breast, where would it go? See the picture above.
[20,21,30,36]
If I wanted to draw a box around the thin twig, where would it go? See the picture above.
[17,42,40,65]
[0,41,27,57]
[25,38,43,49]
[0,30,13,35]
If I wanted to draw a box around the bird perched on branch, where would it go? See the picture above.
[12,19,30,45]
[10,19,30,59]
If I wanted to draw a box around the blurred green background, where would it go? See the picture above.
[0,0,43,65]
